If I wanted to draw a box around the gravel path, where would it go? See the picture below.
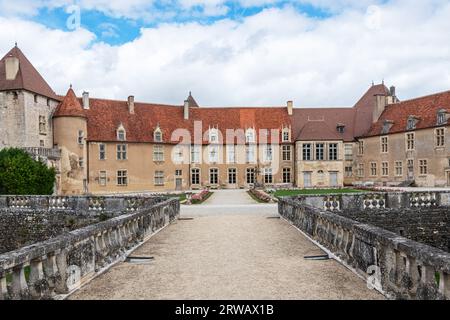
[70,191,383,300]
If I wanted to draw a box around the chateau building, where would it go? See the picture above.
[1,45,449,195]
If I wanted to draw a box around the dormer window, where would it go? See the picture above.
[209,128,219,144]
[117,125,126,141]
[407,116,417,131]
[154,127,163,143]
[382,120,394,134]
[437,110,447,125]
[337,124,345,134]
[246,128,256,143]
[282,128,291,142]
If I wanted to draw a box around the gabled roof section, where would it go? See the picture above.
[296,120,344,141]
[53,88,86,118]
[0,45,59,100]
[364,90,450,137]
[186,92,200,108]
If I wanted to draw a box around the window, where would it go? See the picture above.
[46,98,50,107]
[99,144,106,160]
[316,143,324,161]
[263,168,273,184]
[303,144,312,161]
[209,129,219,143]
[175,170,183,176]
[228,168,237,184]
[191,145,201,164]
[246,129,255,143]
[154,130,163,143]
[173,147,184,163]
[39,116,46,134]
[99,171,107,186]
[358,141,364,155]
[370,162,377,176]
[419,160,428,175]
[153,145,164,162]
[117,129,126,141]
[406,133,415,150]
[357,164,364,177]
[344,144,353,161]
[329,143,338,161]
[117,170,128,186]
[246,146,255,163]
[246,168,256,184]
[282,129,290,142]
[264,145,273,162]
[283,168,291,184]
[382,162,389,176]
[191,168,200,185]
[407,117,416,130]
[209,145,219,163]
[436,128,445,147]
[337,125,345,134]
[227,145,236,164]
[78,157,84,168]
[154,171,165,186]
[40,140,44,147]
[77,130,84,145]
[34,94,38,103]
[395,161,403,177]
[345,166,353,178]
[407,159,414,173]
[282,145,291,161]
[381,137,388,153]
[209,168,219,185]
[117,144,127,160]
[437,111,447,125]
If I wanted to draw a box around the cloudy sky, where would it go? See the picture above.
[0,0,450,107]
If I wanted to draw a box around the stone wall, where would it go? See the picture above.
[279,193,450,300]
[0,196,179,300]
[0,195,170,255]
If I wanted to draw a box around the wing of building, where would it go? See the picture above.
[1,45,448,195]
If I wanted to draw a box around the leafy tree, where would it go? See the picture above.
[0,148,56,195]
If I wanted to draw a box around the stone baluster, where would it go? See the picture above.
[54,250,68,294]
[42,253,58,296]
[0,271,8,300]
[29,258,45,299]
[438,271,449,298]
[10,264,29,300]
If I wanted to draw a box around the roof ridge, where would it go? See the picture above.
[387,89,450,106]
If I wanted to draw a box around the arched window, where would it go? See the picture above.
[154,127,163,142]
[117,124,126,141]
[209,128,219,143]
[437,110,447,125]
[282,127,291,142]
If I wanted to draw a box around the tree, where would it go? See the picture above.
[0,148,56,195]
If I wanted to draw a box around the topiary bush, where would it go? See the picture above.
[0,148,56,195]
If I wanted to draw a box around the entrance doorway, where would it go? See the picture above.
[175,178,182,191]
[329,172,338,187]
[304,172,312,188]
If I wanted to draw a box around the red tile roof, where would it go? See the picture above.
[365,90,450,137]
[53,88,86,118]
[54,83,387,144]
[0,46,59,100]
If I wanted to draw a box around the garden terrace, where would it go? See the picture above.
[279,191,450,300]
[0,196,179,300]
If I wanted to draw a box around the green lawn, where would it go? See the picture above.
[167,194,187,202]
[274,188,366,198]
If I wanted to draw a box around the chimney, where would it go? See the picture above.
[390,86,396,97]
[5,55,19,80]
[184,99,189,120]
[373,94,387,123]
[128,95,135,114]
[82,91,90,110]
[287,100,293,116]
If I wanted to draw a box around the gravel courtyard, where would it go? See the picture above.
[70,190,383,300]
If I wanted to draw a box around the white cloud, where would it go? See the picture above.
[1,0,450,107]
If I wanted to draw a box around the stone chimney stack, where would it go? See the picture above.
[373,94,387,124]
[128,95,135,114]
[184,99,189,120]
[5,54,19,80]
[82,91,90,110]
[287,101,294,116]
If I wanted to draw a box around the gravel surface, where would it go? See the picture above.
[70,191,383,300]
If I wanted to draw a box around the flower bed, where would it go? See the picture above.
[249,189,272,203]
[190,190,213,204]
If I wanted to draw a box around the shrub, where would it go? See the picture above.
[0,148,56,195]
